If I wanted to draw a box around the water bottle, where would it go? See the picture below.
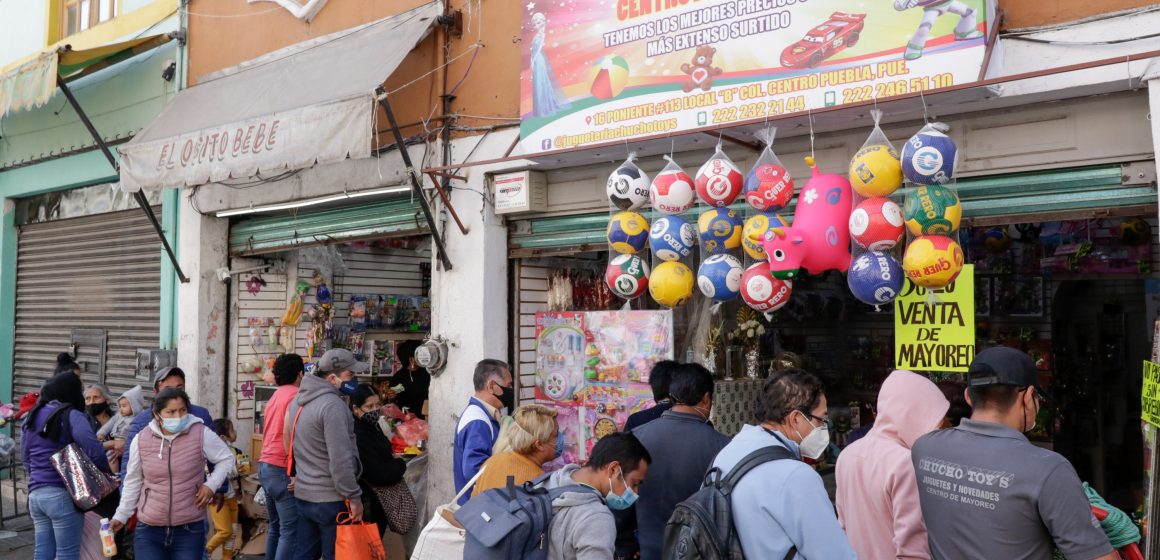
[99,518,117,558]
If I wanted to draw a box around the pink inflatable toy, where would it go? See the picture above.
[762,156,852,280]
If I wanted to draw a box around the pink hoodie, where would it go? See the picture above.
[836,370,950,560]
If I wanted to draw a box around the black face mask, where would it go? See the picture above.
[87,402,111,418]
[496,384,515,412]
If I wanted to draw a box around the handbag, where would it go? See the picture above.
[373,481,418,534]
[46,407,118,512]
[336,500,387,560]
[409,466,484,560]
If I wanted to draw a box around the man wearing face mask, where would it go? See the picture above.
[710,368,857,559]
[540,432,651,560]
[631,363,729,560]
[453,358,513,504]
[912,347,1116,560]
[284,348,366,560]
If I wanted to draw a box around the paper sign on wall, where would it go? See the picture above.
[1143,361,1160,427]
[894,264,975,372]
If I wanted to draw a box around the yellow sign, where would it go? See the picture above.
[1143,361,1160,426]
[894,265,975,372]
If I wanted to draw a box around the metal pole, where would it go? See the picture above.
[375,86,454,271]
[56,78,189,283]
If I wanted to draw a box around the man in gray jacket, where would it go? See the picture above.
[286,348,366,560]
[542,432,651,560]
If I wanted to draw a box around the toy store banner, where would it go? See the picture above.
[894,264,975,373]
[519,0,989,154]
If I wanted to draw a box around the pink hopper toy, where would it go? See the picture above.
[763,156,852,280]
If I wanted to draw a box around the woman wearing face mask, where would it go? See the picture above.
[471,404,561,497]
[710,368,857,560]
[109,388,235,559]
[348,384,408,533]
[84,384,114,431]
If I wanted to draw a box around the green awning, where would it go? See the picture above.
[229,198,429,256]
[0,34,174,118]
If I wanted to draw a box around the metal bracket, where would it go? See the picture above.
[424,171,470,235]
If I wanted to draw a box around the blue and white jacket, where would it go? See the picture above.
[452,397,500,504]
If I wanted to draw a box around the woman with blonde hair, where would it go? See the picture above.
[472,404,562,496]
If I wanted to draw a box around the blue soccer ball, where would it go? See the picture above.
[847,251,904,306]
[650,216,697,262]
[901,126,957,185]
[696,254,743,301]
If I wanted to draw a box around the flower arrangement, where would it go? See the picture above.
[730,307,766,351]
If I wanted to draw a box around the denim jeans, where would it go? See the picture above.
[260,462,299,560]
[29,485,84,560]
[294,499,346,560]
[134,521,206,560]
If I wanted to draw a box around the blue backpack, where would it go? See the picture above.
[454,472,598,560]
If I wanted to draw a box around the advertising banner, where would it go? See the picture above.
[1143,360,1160,427]
[895,264,975,373]
[519,0,989,154]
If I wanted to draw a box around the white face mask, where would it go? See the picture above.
[794,412,830,460]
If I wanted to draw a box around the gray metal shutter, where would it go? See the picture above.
[13,209,161,398]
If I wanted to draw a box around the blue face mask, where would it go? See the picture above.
[339,378,359,396]
[160,415,191,434]
[555,431,565,457]
[605,470,638,510]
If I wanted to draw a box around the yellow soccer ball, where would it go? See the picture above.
[741,213,788,261]
[697,208,742,254]
[903,235,965,289]
[649,261,695,307]
[850,144,903,198]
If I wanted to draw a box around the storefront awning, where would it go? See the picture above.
[0,34,175,118]
[117,1,442,192]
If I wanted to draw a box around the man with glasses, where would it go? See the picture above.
[709,368,856,559]
[453,359,513,504]
[911,347,1116,560]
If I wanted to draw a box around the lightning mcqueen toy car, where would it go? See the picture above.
[780,12,866,69]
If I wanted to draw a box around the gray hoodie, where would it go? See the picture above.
[286,374,361,504]
[541,464,616,560]
[98,385,146,440]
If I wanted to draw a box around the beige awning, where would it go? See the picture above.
[117,1,442,193]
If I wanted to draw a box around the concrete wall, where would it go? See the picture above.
[176,199,230,415]
[0,2,47,66]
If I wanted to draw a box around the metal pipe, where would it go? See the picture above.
[56,77,190,283]
[375,86,454,271]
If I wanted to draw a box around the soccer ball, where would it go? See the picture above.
[697,208,743,254]
[740,262,793,312]
[742,213,787,261]
[606,162,651,211]
[744,163,794,212]
[605,254,650,299]
[1121,218,1151,246]
[903,235,964,289]
[607,211,650,254]
[849,197,905,250]
[902,126,957,185]
[904,185,961,236]
[649,261,695,307]
[849,144,903,197]
[649,216,697,262]
[651,167,696,214]
[848,251,904,305]
[981,226,1011,252]
[697,254,742,301]
[695,155,744,207]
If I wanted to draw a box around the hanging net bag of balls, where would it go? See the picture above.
[900,122,965,304]
[847,109,905,311]
[604,153,651,309]
[647,155,697,310]
[740,127,793,317]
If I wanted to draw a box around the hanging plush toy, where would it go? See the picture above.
[762,157,853,280]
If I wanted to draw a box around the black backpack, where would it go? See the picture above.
[663,445,798,560]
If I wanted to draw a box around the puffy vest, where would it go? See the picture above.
[136,422,207,527]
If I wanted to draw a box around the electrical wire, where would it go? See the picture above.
[384,42,483,96]
[1003,32,1160,45]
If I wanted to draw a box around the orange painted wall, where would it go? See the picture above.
[999,0,1158,29]
[186,0,520,139]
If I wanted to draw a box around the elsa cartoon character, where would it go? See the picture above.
[530,12,570,117]
[894,0,984,60]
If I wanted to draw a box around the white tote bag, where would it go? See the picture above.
[409,467,484,560]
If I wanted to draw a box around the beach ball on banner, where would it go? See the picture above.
[651,155,696,214]
[589,55,630,100]
[605,254,650,299]
[650,261,695,308]
[740,262,792,313]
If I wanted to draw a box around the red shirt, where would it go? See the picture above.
[260,385,299,468]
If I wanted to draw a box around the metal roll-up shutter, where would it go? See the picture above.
[229,197,427,257]
[13,209,161,398]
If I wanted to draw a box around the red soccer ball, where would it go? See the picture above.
[849,197,905,251]
[740,262,793,312]
[744,163,794,212]
[695,157,744,207]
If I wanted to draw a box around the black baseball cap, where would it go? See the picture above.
[967,347,1042,392]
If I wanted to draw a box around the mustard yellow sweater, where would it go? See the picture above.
[472,451,545,497]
